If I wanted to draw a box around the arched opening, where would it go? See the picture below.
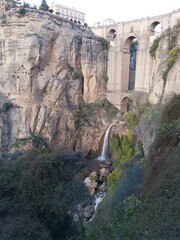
[149,21,161,36]
[121,97,132,112]
[122,36,138,92]
[78,21,81,24]
[107,29,116,41]
[129,38,138,90]
[74,20,77,23]
[121,97,128,112]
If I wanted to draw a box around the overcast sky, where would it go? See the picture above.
[22,0,180,26]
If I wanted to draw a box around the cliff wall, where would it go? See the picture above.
[0,10,109,153]
[148,25,180,103]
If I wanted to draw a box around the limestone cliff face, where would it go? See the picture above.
[148,26,180,103]
[0,10,109,153]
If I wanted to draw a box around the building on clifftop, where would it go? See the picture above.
[0,0,21,13]
[50,2,85,25]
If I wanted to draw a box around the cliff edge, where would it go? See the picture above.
[0,10,110,153]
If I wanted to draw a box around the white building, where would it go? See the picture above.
[0,0,21,13]
[50,3,85,24]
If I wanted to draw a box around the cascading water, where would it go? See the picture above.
[89,192,106,222]
[88,125,113,221]
[97,125,112,161]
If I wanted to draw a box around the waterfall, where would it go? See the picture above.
[97,125,112,161]
[89,192,106,222]
[94,193,106,211]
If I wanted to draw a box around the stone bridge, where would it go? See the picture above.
[91,9,180,111]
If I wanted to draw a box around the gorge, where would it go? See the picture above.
[0,7,179,240]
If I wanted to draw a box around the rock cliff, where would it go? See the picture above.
[149,25,180,103]
[0,10,110,153]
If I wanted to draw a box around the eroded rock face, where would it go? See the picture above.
[0,10,108,152]
[148,28,180,104]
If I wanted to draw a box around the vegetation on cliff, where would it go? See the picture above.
[0,102,13,113]
[86,94,180,240]
[162,45,180,82]
[0,8,179,240]
[0,93,179,240]
[149,37,161,58]
[149,23,180,83]
[0,149,90,240]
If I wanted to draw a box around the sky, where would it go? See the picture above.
[21,0,180,26]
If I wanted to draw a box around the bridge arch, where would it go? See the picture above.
[149,21,161,36]
[122,35,138,92]
[121,97,128,112]
[91,9,180,110]
[107,28,116,41]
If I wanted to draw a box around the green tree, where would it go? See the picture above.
[31,4,37,9]
[23,1,30,8]
[0,149,89,239]
[121,131,134,161]
[39,0,49,11]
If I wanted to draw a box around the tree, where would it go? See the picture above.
[31,4,37,9]
[39,0,49,11]
[49,8,54,13]
[23,1,30,8]
[0,149,89,239]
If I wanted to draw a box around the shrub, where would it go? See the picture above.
[0,102,13,113]
[67,63,74,72]
[13,137,32,147]
[109,131,134,164]
[12,134,48,149]
[167,46,179,65]
[72,70,80,80]
[160,94,180,124]
[162,46,179,82]
[109,133,122,161]
[120,131,134,161]
[49,9,54,13]
[97,37,109,50]
[103,74,109,83]
[122,111,139,129]
[149,37,161,58]
[95,98,119,118]
[123,195,142,219]
[0,149,89,239]
[18,7,27,16]
[107,168,124,192]
[73,103,93,130]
